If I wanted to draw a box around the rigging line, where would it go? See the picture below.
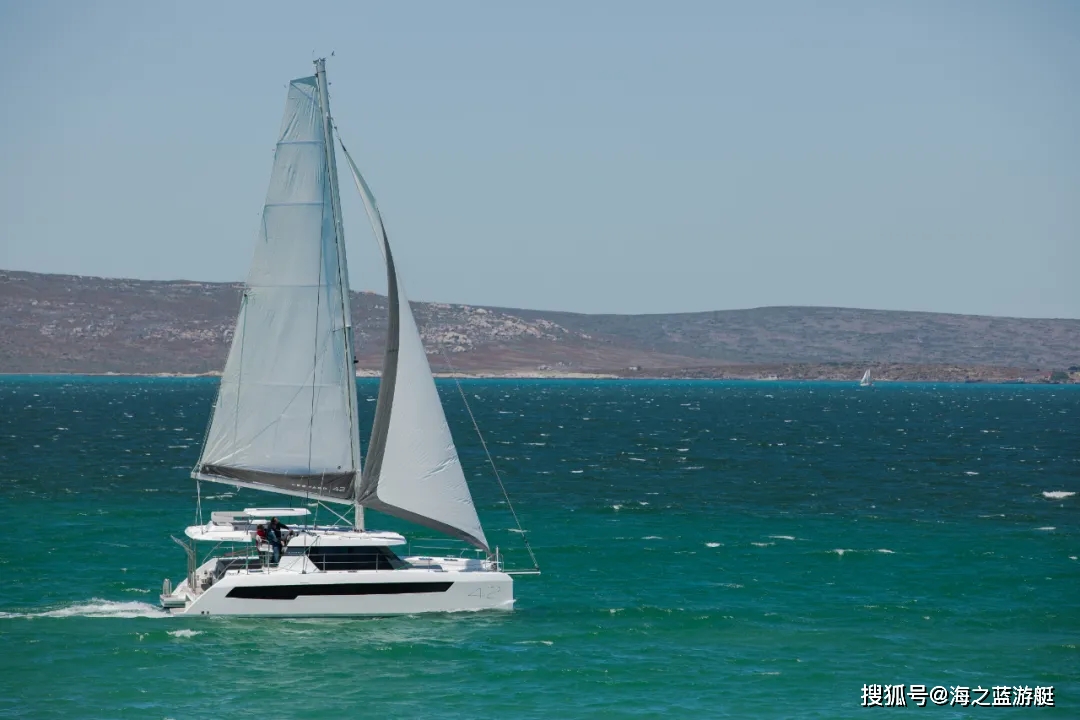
[317,501,352,527]
[192,312,227,477]
[306,473,321,537]
[233,285,251,448]
[439,350,539,571]
[190,291,244,483]
[317,70,360,484]
[307,222,325,477]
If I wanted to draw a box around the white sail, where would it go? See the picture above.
[340,143,489,551]
[194,74,360,503]
[860,369,872,386]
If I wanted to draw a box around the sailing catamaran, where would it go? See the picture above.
[160,60,536,616]
[860,369,874,387]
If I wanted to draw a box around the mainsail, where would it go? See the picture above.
[340,143,490,551]
[194,68,360,504]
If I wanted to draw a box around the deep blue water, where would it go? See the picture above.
[0,378,1077,718]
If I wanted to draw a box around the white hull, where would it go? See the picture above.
[164,565,513,617]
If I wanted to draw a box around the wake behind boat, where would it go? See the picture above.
[161,60,536,617]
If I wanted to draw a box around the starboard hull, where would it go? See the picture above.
[164,568,514,617]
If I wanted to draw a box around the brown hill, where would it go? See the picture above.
[1,270,1077,376]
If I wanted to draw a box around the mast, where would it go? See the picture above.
[314,58,364,529]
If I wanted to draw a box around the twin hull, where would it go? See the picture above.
[168,568,514,617]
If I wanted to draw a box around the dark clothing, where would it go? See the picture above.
[266,522,289,544]
[267,521,289,564]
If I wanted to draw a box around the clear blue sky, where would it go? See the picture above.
[1,1,1077,318]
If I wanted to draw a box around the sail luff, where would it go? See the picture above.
[340,141,490,552]
[342,139,398,490]
[314,59,363,496]
[359,227,399,488]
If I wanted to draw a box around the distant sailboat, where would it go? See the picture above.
[860,369,873,387]
[160,60,537,617]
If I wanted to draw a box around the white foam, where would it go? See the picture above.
[705,542,722,548]
[877,549,895,554]
[570,470,583,474]
[1042,491,1076,500]
[1036,527,1056,531]
[964,471,980,476]
[514,639,553,646]
[751,542,774,547]
[612,504,623,511]
[768,535,796,541]
[3,599,168,619]
[122,588,151,594]
[642,536,663,540]
[831,549,852,557]
[167,629,203,638]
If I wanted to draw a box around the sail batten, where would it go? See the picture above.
[340,142,490,552]
[194,72,359,503]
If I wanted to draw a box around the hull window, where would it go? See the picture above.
[303,545,407,571]
[226,581,453,600]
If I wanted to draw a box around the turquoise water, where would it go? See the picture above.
[0,377,1077,718]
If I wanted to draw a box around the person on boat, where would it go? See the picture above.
[254,523,267,559]
[266,517,290,564]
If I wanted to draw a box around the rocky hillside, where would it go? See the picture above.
[1,270,1077,375]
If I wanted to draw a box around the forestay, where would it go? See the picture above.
[194,74,360,503]
[340,143,490,551]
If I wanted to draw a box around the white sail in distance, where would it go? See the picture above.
[339,141,489,551]
[194,73,360,504]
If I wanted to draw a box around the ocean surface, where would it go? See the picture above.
[0,377,1077,718]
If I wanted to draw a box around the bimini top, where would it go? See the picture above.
[186,523,257,543]
[184,523,407,546]
[243,508,311,518]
